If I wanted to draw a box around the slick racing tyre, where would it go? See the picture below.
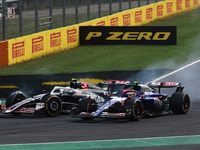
[170,92,190,114]
[42,95,63,117]
[6,91,27,108]
[78,97,97,120]
[124,99,143,121]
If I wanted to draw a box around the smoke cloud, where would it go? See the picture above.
[141,32,200,101]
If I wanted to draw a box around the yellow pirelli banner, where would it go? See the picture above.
[77,20,94,44]
[107,12,123,26]
[142,4,155,24]
[8,25,80,65]
[154,1,167,19]
[192,0,200,8]
[120,9,134,26]
[92,16,109,26]
[61,25,79,50]
[6,0,200,66]
[8,35,32,65]
[31,31,47,59]
[165,0,176,15]
[132,7,143,26]
[46,28,62,54]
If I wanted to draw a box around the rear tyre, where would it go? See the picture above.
[124,99,143,121]
[78,97,97,120]
[170,92,190,114]
[6,91,27,108]
[41,95,63,117]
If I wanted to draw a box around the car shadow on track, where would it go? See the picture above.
[69,113,176,124]
[0,114,46,119]
[0,111,185,121]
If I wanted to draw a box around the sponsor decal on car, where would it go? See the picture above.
[35,103,45,111]
[16,107,35,114]
[101,112,125,117]
[80,112,92,116]
[154,99,163,107]
[81,82,88,89]
[151,82,179,86]
[106,80,130,84]
[4,98,33,113]
[106,112,125,117]
[163,82,179,86]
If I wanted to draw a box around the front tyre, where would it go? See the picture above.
[124,99,143,121]
[78,97,97,120]
[170,92,190,114]
[6,91,27,108]
[42,95,63,117]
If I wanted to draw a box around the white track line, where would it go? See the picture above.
[148,59,200,83]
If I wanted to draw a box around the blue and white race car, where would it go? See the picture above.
[70,80,190,121]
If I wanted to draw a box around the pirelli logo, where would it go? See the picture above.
[67,29,77,43]
[157,5,163,17]
[167,2,173,14]
[32,36,44,53]
[135,11,142,23]
[123,14,131,26]
[110,17,118,26]
[97,21,105,26]
[50,32,61,48]
[79,26,176,45]
[194,0,198,5]
[146,8,153,20]
[12,41,25,59]
[185,0,190,8]
[176,0,182,10]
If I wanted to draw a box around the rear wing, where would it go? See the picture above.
[99,80,142,93]
[104,80,131,84]
[70,78,102,90]
[147,82,184,93]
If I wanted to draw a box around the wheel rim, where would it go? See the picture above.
[182,95,190,112]
[50,101,59,111]
[134,102,143,118]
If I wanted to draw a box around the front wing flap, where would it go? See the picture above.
[73,97,127,118]
[79,112,126,118]
[2,99,46,115]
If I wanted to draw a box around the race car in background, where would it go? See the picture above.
[0,79,132,117]
[70,81,190,121]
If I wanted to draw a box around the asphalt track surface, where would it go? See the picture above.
[1,60,200,149]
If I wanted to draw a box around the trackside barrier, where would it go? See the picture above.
[0,41,8,66]
[1,0,199,66]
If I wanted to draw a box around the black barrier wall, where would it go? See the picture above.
[0,69,171,98]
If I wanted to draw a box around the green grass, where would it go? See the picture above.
[0,8,200,75]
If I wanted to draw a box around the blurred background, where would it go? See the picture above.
[0,0,163,41]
